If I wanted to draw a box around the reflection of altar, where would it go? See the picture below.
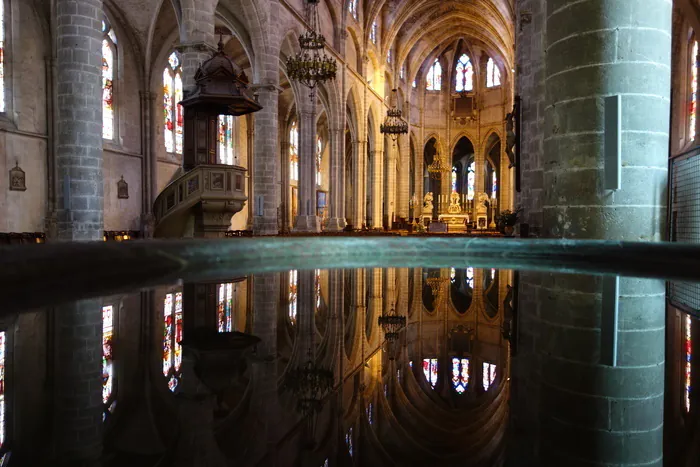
[438,213,469,232]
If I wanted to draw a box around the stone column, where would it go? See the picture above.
[295,97,321,232]
[326,126,347,231]
[54,2,104,463]
[178,0,216,93]
[397,134,410,219]
[353,139,365,228]
[517,0,671,465]
[253,85,281,235]
[371,149,384,228]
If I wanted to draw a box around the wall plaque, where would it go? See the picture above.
[117,175,129,199]
[9,162,26,191]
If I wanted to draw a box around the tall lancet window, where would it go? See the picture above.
[164,52,184,154]
[686,315,692,413]
[455,54,474,92]
[370,21,377,44]
[452,357,469,394]
[290,122,299,182]
[163,292,183,391]
[422,358,438,388]
[426,59,442,91]
[482,362,497,391]
[467,161,476,200]
[691,40,698,142]
[102,306,115,412]
[486,58,501,88]
[101,21,117,140]
[492,172,497,199]
[218,116,235,165]
[0,0,5,112]
[316,136,323,186]
[217,283,234,332]
[451,167,458,193]
[289,270,298,324]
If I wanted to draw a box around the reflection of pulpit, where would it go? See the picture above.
[475,192,489,230]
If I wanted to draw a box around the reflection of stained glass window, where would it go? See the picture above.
[102,306,114,407]
[450,267,456,283]
[426,59,442,91]
[387,49,392,64]
[289,270,298,324]
[101,23,116,140]
[451,167,457,193]
[348,0,357,20]
[412,79,417,88]
[422,358,438,388]
[370,21,377,44]
[0,332,5,450]
[164,52,183,154]
[316,137,323,186]
[491,268,496,280]
[217,283,234,332]
[482,362,497,391]
[691,41,698,141]
[346,427,353,456]
[367,402,373,424]
[467,161,475,200]
[486,58,501,88]
[455,54,474,92]
[465,267,474,289]
[451,357,469,394]
[163,292,183,391]
[218,115,235,165]
[315,269,322,310]
[290,122,299,182]
[0,0,5,112]
[686,315,692,413]
[323,460,329,467]
[400,64,406,80]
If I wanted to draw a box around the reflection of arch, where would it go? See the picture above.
[483,269,499,319]
[449,268,474,314]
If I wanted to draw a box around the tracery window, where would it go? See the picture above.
[316,136,323,186]
[482,362,497,391]
[0,0,5,112]
[426,59,442,91]
[467,161,475,200]
[422,358,438,388]
[451,357,469,394]
[486,58,501,88]
[102,21,117,140]
[290,122,299,182]
[370,21,377,44]
[315,269,322,310]
[218,115,235,165]
[690,40,698,142]
[217,283,234,332]
[455,54,473,92]
[289,270,298,324]
[348,0,357,20]
[102,306,115,411]
[163,292,183,391]
[164,52,184,154]
[686,314,692,413]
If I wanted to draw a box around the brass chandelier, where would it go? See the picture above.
[380,89,409,142]
[286,0,337,89]
[427,153,450,180]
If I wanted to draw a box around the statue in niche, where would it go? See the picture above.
[9,162,26,191]
[448,191,462,214]
[117,176,129,199]
[423,192,434,214]
[505,110,516,168]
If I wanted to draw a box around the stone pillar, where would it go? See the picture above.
[371,149,383,228]
[353,139,365,228]
[253,86,281,235]
[326,126,347,231]
[295,97,321,232]
[54,2,104,463]
[397,134,410,219]
[517,0,671,465]
[178,0,216,93]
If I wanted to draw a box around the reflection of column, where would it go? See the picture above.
[252,86,281,235]
[367,268,383,345]
[295,97,321,232]
[326,127,347,231]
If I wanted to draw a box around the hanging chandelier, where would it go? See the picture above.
[285,357,334,417]
[380,89,408,142]
[427,153,450,180]
[286,0,337,90]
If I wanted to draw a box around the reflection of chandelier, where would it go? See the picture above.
[378,313,406,342]
[380,89,408,142]
[425,276,449,299]
[285,358,334,416]
[428,154,450,180]
[286,0,337,89]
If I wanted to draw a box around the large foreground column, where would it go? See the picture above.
[518,1,671,465]
[253,86,281,235]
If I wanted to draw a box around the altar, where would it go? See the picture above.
[438,191,469,232]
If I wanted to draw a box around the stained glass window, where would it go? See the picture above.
[426,59,442,91]
[163,292,183,391]
[346,427,353,456]
[487,58,501,88]
[101,22,116,140]
[691,41,698,142]
[455,54,474,92]
[218,115,235,165]
[315,269,322,310]
[367,402,373,424]
[289,270,298,324]
[451,357,469,394]
[492,171,497,199]
[217,283,234,333]
[0,332,5,450]
[316,137,323,186]
[467,161,475,200]
[102,306,114,408]
[422,358,438,388]
[164,52,184,154]
[482,362,497,391]
[451,167,457,193]
[290,122,299,182]
[686,314,692,413]
[348,0,357,20]
[0,0,5,113]
[370,21,377,44]
[322,460,329,467]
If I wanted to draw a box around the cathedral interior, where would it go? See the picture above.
[0,0,698,465]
